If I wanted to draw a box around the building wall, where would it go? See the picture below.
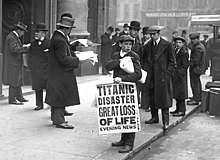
[141,0,220,40]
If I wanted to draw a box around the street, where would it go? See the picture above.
[131,111,220,160]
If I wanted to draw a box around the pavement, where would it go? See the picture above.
[0,73,212,160]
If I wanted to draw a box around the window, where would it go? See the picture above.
[195,0,207,8]
[178,0,188,9]
[163,0,172,9]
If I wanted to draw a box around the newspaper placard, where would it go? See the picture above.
[96,82,141,135]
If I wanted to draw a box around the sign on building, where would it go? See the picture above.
[96,82,141,135]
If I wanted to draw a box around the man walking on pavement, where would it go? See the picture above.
[45,16,80,129]
[2,22,30,105]
[142,26,176,130]
[187,33,206,105]
[28,23,50,111]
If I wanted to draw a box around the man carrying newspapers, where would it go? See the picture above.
[105,35,142,153]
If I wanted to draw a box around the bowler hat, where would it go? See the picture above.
[61,12,73,19]
[115,28,120,32]
[189,33,200,39]
[203,34,209,37]
[142,26,149,34]
[119,35,134,44]
[35,23,48,32]
[107,26,114,32]
[14,22,28,32]
[123,23,129,28]
[147,26,161,34]
[129,21,141,30]
[57,16,76,28]
[173,36,185,42]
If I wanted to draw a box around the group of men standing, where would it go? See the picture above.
[2,13,81,129]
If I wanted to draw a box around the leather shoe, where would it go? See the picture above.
[56,123,74,129]
[170,110,178,114]
[64,112,73,116]
[173,112,185,117]
[9,100,23,105]
[145,118,159,124]
[187,100,199,105]
[111,141,124,147]
[119,145,133,153]
[17,98,29,102]
[34,106,43,111]
[163,123,169,131]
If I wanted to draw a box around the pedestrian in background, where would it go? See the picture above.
[143,26,176,131]
[141,26,151,46]
[112,27,120,45]
[100,26,114,75]
[2,22,29,105]
[187,33,206,105]
[105,35,142,153]
[45,16,80,129]
[170,36,189,117]
[28,23,50,111]
[200,34,210,71]
[119,23,129,36]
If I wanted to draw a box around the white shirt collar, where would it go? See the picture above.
[155,37,161,45]
[13,31,19,38]
[57,30,65,37]
[120,50,129,57]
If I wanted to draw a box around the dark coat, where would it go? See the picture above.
[2,31,26,87]
[105,51,142,83]
[119,30,129,36]
[172,47,189,100]
[142,38,177,109]
[28,38,50,90]
[101,32,113,63]
[189,42,206,75]
[200,40,210,70]
[45,31,80,107]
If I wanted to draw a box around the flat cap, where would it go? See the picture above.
[147,26,161,33]
[173,36,185,42]
[119,35,134,43]
[189,33,200,39]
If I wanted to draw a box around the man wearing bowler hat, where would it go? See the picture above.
[28,23,50,111]
[187,33,206,105]
[142,26,176,130]
[141,26,151,46]
[3,22,30,105]
[45,16,80,129]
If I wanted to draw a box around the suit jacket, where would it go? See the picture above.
[119,30,129,37]
[105,50,142,83]
[142,38,176,109]
[2,31,26,87]
[45,30,80,107]
[172,47,189,99]
[28,37,50,90]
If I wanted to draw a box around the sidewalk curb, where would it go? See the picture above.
[123,105,201,160]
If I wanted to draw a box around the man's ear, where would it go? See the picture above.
[119,42,122,47]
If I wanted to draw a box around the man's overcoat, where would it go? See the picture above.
[142,38,176,109]
[45,31,80,107]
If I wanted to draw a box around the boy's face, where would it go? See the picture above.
[120,41,133,52]
[175,40,184,48]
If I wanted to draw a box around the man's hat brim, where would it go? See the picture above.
[57,22,76,28]
[174,36,186,42]
[14,24,28,32]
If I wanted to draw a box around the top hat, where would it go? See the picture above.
[14,22,28,32]
[123,23,129,28]
[173,36,186,42]
[189,33,200,39]
[35,23,48,32]
[129,21,141,30]
[142,26,149,34]
[147,26,161,34]
[119,35,134,44]
[57,16,76,28]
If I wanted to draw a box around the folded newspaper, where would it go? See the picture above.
[75,51,98,65]
[70,39,89,47]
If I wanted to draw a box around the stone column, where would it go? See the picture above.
[57,0,90,40]
[0,0,3,98]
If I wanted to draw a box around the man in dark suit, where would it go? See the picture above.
[28,23,50,111]
[170,36,189,117]
[101,26,114,75]
[187,33,206,105]
[2,22,29,105]
[119,23,129,36]
[142,26,176,130]
[45,16,80,129]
